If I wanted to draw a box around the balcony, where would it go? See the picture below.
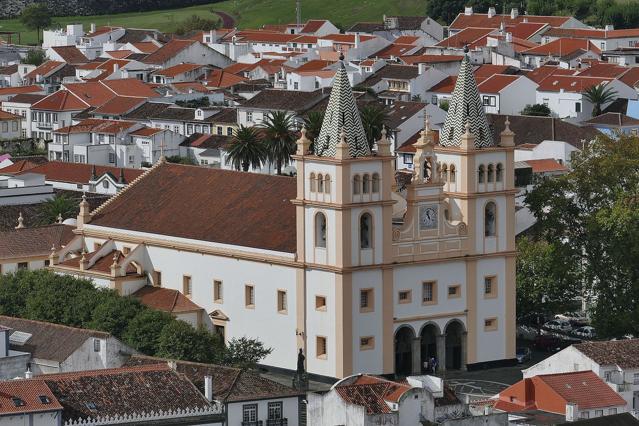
[36,122,54,129]
[267,420,288,426]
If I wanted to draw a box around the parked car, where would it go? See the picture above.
[573,326,596,339]
[534,335,562,352]
[516,347,532,364]
[543,319,572,333]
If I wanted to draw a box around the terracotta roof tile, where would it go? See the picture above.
[335,375,412,415]
[575,339,639,369]
[90,163,297,253]
[25,61,65,79]
[129,127,164,137]
[21,161,143,185]
[92,96,146,115]
[0,380,62,415]
[154,63,205,78]
[203,69,247,88]
[436,27,495,48]
[524,65,575,84]
[0,85,44,97]
[132,42,161,54]
[0,224,75,260]
[58,249,139,275]
[50,46,88,64]
[241,88,326,112]
[477,74,522,93]
[524,158,569,173]
[522,38,601,57]
[537,371,626,409]
[32,90,88,111]
[577,62,628,78]
[0,110,21,120]
[133,286,203,313]
[105,50,134,59]
[506,22,548,39]
[449,13,571,31]
[401,54,463,65]
[320,33,375,44]
[142,39,197,65]
[99,78,161,98]
[585,112,639,126]
[537,75,612,92]
[301,19,328,34]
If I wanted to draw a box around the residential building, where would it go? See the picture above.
[583,112,639,136]
[0,224,74,274]
[0,316,134,376]
[477,74,538,115]
[521,38,602,69]
[179,133,232,167]
[0,172,55,206]
[49,54,517,379]
[132,286,208,328]
[237,89,327,127]
[347,15,444,44]
[141,39,232,70]
[22,61,75,94]
[542,27,639,52]
[46,45,88,65]
[360,64,447,105]
[1,93,46,138]
[149,63,212,84]
[0,110,21,140]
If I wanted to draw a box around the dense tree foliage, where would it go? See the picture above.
[226,125,267,172]
[583,84,617,117]
[20,4,52,44]
[37,194,77,225]
[521,104,551,117]
[263,111,296,175]
[525,135,639,337]
[0,270,272,367]
[174,14,220,35]
[23,49,47,66]
[360,104,389,150]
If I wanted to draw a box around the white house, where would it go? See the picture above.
[0,172,54,205]
[142,39,232,70]
[478,74,538,115]
[0,110,22,140]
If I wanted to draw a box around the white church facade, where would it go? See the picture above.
[49,54,516,379]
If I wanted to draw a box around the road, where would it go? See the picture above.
[213,11,236,28]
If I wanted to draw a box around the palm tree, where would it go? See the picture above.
[37,194,77,225]
[262,111,295,175]
[583,84,618,117]
[360,104,389,150]
[225,126,267,172]
[303,111,324,153]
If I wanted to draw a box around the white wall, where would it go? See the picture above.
[227,397,299,426]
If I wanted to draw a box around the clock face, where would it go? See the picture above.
[419,205,438,230]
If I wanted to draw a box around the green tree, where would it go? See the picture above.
[526,134,639,337]
[166,155,197,165]
[23,49,47,66]
[87,295,144,338]
[223,336,273,369]
[226,125,267,172]
[37,194,77,225]
[19,4,52,45]
[521,104,551,117]
[175,14,220,35]
[0,270,38,317]
[263,111,295,175]
[303,111,325,142]
[516,237,580,322]
[583,84,617,117]
[360,104,389,150]
[123,309,174,355]
[439,100,450,112]
[157,320,223,363]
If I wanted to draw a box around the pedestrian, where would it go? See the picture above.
[431,356,438,374]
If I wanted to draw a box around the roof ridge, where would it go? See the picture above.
[91,159,166,217]
[0,315,110,337]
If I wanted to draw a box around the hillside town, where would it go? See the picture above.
[0,3,639,426]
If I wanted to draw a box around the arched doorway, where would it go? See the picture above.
[394,326,414,376]
[445,320,466,370]
[420,323,439,374]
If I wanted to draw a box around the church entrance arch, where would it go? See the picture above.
[445,320,466,370]
[420,323,439,373]
[394,326,414,376]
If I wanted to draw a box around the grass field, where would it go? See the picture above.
[0,0,427,46]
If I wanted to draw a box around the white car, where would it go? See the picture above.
[543,320,572,333]
[574,326,596,339]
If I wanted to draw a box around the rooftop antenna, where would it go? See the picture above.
[296,0,302,28]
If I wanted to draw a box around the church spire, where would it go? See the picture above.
[440,47,494,149]
[314,61,370,158]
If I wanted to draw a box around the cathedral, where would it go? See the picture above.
[50,53,516,379]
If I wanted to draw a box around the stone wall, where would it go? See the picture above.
[2,0,220,19]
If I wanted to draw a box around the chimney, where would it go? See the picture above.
[418,62,427,75]
[90,23,96,33]
[25,367,33,379]
[204,375,213,402]
[113,63,120,73]
[505,32,513,43]
[488,7,496,18]
[355,33,360,48]
[565,403,578,422]
[464,6,473,15]
[511,8,519,19]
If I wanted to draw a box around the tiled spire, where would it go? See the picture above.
[440,50,494,149]
[314,61,370,158]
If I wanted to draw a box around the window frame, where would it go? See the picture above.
[447,284,461,299]
[484,276,497,298]
[484,317,498,331]
[267,401,283,420]
[213,280,223,303]
[422,281,437,305]
[242,404,258,423]
[182,275,192,297]
[316,335,327,359]
[315,295,327,311]
[245,284,255,309]
[359,288,374,313]
[277,289,288,314]
[359,336,375,351]
[398,290,412,304]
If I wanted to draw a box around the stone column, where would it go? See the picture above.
[461,331,468,371]
[412,337,422,375]
[436,334,446,373]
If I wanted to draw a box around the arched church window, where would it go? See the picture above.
[496,163,503,182]
[362,174,371,193]
[441,164,448,182]
[449,165,456,183]
[360,213,372,249]
[310,173,316,192]
[485,202,496,237]
[315,212,327,248]
[478,165,485,184]
[324,175,331,194]
[353,175,361,194]
[372,173,380,193]
[317,174,324,193]
[487,164,494,183]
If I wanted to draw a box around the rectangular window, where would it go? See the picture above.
[242,404,258,423]
[214,280,223,303]
[360,336,375,350]
[122,246,131,255]
[360,288,374,312]
[448,285,461,298]
[247,111,253,122]
[227,127,233,136]
[315,295,327,311]
[277,289,287,313]
[484,317,498,331]
[398,290,411,304]
[484,276,497,298]
[268,401,283,420]
[634,373,639,384]
[245,285,255,308]
[595,410,603,417]
[403,154,413,165]
[316,336,327,358]
[609,408,618,415]
[153,271,162,287]
[108,153,115,164]
[93,338,101,352]
[217,126,223,135]
[183,275,192,296]
[422,281,436,304]
[575,102,581,113]
[581,412,590,419]
[17,262,28,270]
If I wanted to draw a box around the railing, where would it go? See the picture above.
[266,419,288,426]
[36,122,54,129]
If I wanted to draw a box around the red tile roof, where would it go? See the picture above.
[525,158,569,173]
[233,30,298,44]
[295,60,335,71]
[401,54,464,65]
[473,64,518,79]
[130,127,164,137]
[335,375,413,415]
[574,339,639,369]
[537,371,626,410]
[301,19,328,34]
[25,61,65,79]
[0,85,44,97]
[577,62,627,78]
[320,33,375,44]
[154,63,205,78]
[449,13,571,31]
[429,75,457,93]
[373,43,419,59]
[524,65,575,84]
[100,78,161,98]
[537,75,613,92]
[0,159,42,173]
[544,27,639,39]
[394,35,421,45]
[203,69,247,88]
[506,22,548,40]
[436,27,496,48]
[105,50,133,59]
[619,67,639,88]
[22,161,143,184]
[32,90,88,111]
[133,286,204,313]
[85,26,119,37]
[170,81,211,93]
[0,224,75,260]
[0,110,21,120]
[143,39,197,65]
[0,380,63,415]
[58,249,140,275]
[132,42,161,53]
[522,38,601,57]
[50,46,88,64]
[477,74,521,93]
[92,96,146,115]
[90,163,297,253]
[54,118,136,135]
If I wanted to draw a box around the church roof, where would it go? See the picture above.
[440,53,495,148]
[314,62,371,158]
[90,163,297,253]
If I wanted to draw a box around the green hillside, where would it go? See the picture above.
[0,0,427,46]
